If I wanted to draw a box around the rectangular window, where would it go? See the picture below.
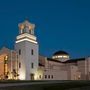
[51,75,53,79]
[39,75,41,79]
[48,75,50,79]
[19,49,21,55]
[45,75,47,79]
[31,63,34,68]
[19,62,21,68]
[31,49,34,55]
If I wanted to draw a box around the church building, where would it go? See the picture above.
[0,20,90,80]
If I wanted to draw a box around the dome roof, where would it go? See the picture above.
[53,50,69,56]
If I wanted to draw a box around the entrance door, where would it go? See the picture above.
[30,73,34,80]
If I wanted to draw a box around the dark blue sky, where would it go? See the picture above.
[0,0,90,58]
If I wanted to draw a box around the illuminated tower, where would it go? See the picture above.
[15,20,39,80]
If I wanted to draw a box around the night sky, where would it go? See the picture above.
[0,0,90,58]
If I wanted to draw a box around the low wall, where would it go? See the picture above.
[0,80,90,90]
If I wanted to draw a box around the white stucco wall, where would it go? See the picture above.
[15,40,39,80]
[43,70,67,80]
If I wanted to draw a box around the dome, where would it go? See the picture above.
[52,50,70,62]
[53,50,69,56]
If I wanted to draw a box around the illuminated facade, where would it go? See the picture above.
[15,20,39,80]
[0,47,17,79]
[0,20,90,80]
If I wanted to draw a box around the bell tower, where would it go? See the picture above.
[18,20,35,35]
[15,20,39,80]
